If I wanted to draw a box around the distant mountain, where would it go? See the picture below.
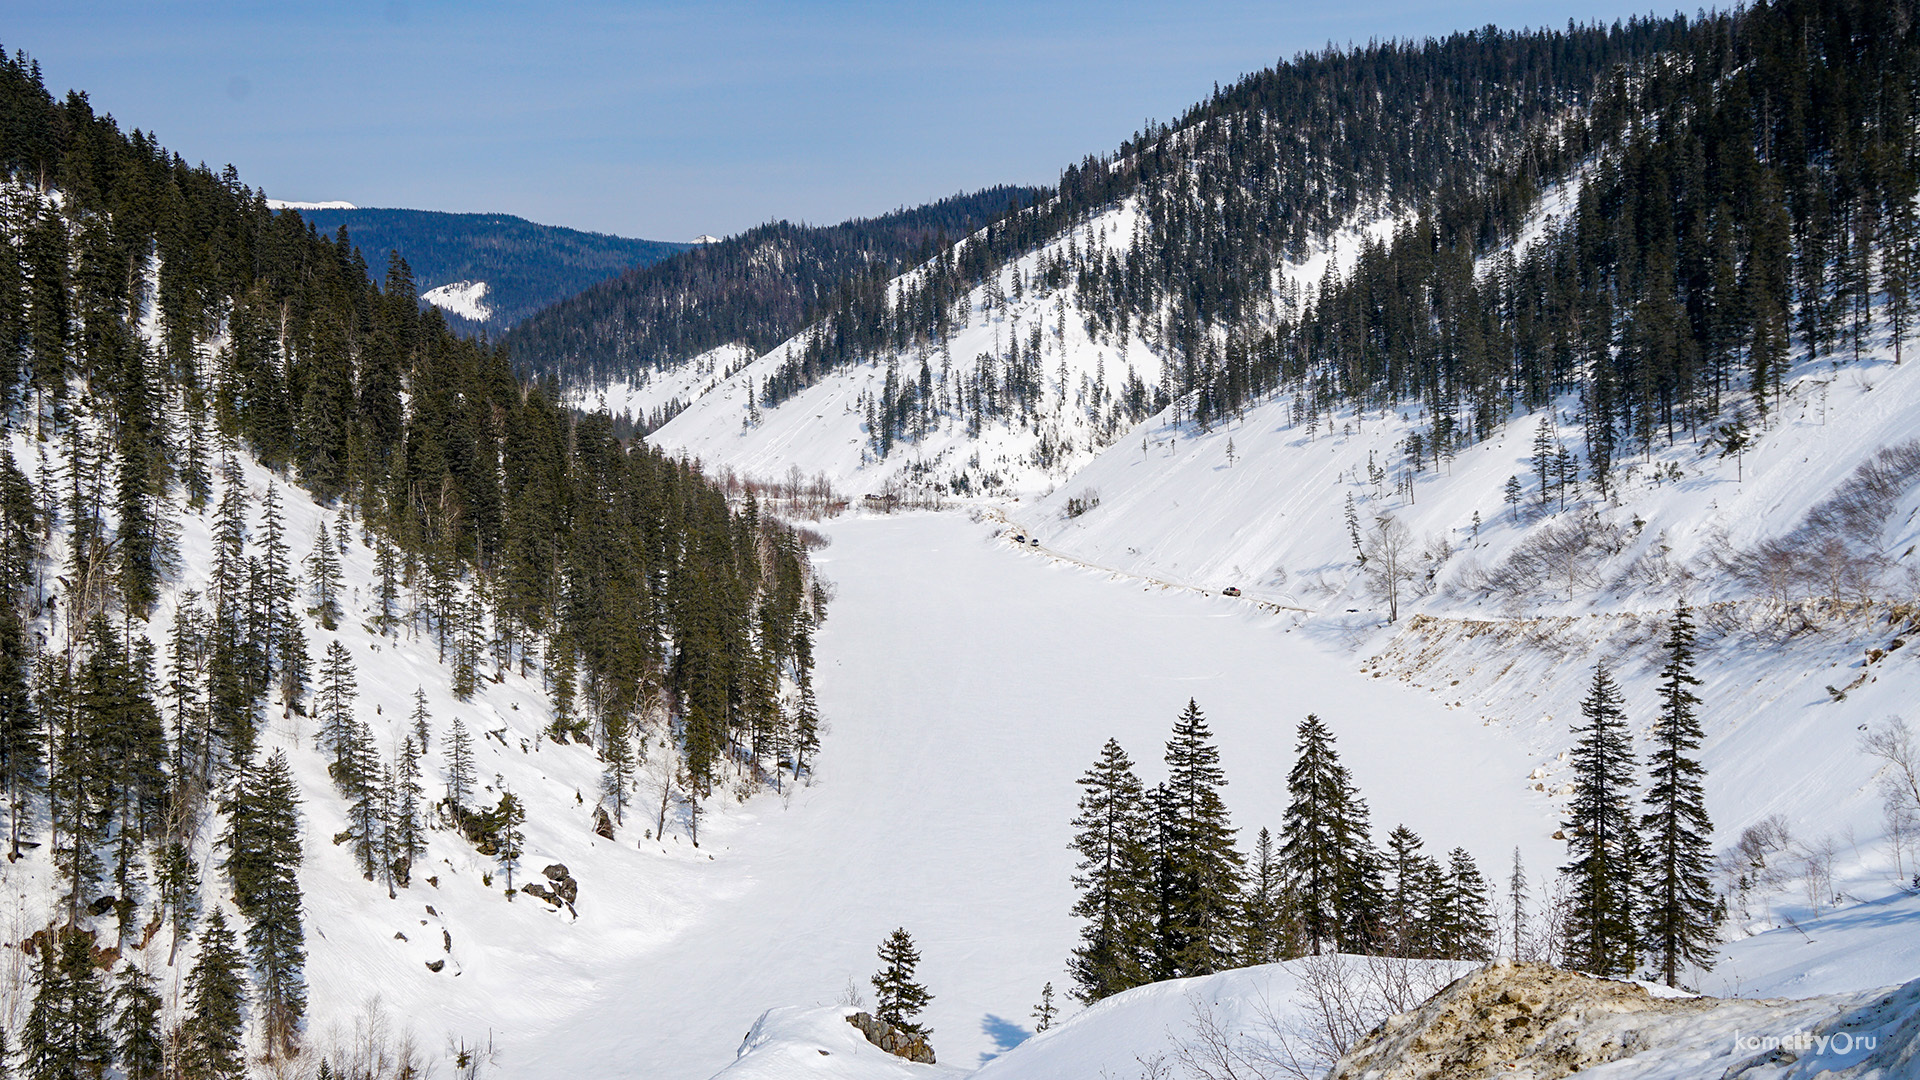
[291,206,689,334]
[501,186,1043,385]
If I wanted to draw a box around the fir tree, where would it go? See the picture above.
[409,686,431,751]
[1031,982,1057,1032]
[223,750,306,1058]
[305,515,343,630]
[315,641,358,784]
[1561,662,1639,976]
[1066,738,1152,1002]
[154,838,199,967]
[1640,602,1717,986]
[111,963,165,1080]
[1508,847,1528,960]
[1438,848,1494,961]
[23,931,112,1080]
[871,927,933,1036]
[181,910,247,1080]
[601,715,635,824]
[1383,824,1441,957]
[1154,699,1243,977]
[495,790,525,891]
[1279,714,1378,953]
[1240,826,1290,964]
[389,737,427,887]
[0,604,39,861]
[445,716,476,813]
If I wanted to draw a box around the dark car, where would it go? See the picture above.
[1030,538,1041,547]
[1013,534,1026,543]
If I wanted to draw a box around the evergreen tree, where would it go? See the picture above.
[389,737,427,887]
[154,838,199,967]
[1031,982,1057,1032]
[110,963,164,1080]
[601,715,635,824]
[1438,848,1494,961]
[221,750,306,1058]
[22,931,112,1080]
[341,720,382,878]
[495,790,525,891]
[1066,738,1152,1002]
[0,605,39,860]
[1279,714,1378,953]
[1154,699,1243,977]
[305,515,343,630]
[180,910,247,1080]
[1640,601,1717,986]
[871,927,933,1036]
[1560,662,1639,976]
[445,716,475,813]
[314,641,358,785]
[409,686,431,751]
[1383,824,1441,957]
[1240,826,1290,964]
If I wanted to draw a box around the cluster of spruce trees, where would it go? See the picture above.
[747,15,1691,419]
[1065,700,1493,1004]
[1559,602,1718,988]
[750,1,1916,502]
[1191,0,1920,470]
[0,47,827,1075]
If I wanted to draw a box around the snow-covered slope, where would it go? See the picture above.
[646,205,1401,498]
[420,279,492,321]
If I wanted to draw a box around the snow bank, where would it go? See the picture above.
[715,1007,966,1079]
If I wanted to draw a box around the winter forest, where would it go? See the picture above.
[9,0,1920,1077]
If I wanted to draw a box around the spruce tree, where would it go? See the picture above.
[181,910,248,1080]
[1560,662,1639,976]
[1154,699,1243,978]
[224,750,306,1058]
[871,927,933,1036]
[23,931,112,1080]
[1279,714,1378,953]
[1640,602,1717,986]
[495,790,525,891]
[445,716,476,813]
[1066,738,1152,1002]
[390,737,427,887]
[1240,826,1289,964]
[1383,824,1440,957]
[601,715,635,824]
[0,604,40,861]
[305,515,343,630]
[314,641,358,784]
[1438,848,1494,961]
[1031,982,1057,1032]
[111,963,165,1080]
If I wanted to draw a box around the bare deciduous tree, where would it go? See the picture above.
[1361,516,1418,621]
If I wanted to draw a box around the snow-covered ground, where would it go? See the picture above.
[420,279,492,321]
[520,511,1559,1077]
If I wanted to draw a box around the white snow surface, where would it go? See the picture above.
[420,279,493,322]
[265,199,358,211]
[572,343,757,428]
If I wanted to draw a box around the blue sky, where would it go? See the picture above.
[12,1,1675,241]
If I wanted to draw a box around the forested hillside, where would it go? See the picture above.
[0,48,825,1077]
[501,185,1042,386]
[291,206,686,335]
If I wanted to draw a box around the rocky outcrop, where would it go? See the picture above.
[520,863,580,913]
[593,805,616,840]
[1329,961,1710,1080]
[845,1011,936,1064]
